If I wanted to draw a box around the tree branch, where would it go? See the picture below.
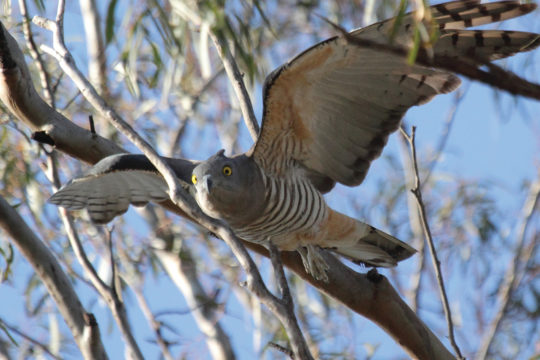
[0,317,62,359]
[18,0,55,108]
[475,178,540,360]
[53,185,144,360]
[401,126,463,359]
[397,133,426,313]
[0,21,124,164]
[0,195,108,360]
[78,0,109,97]
[210,28,260,141]
[272,249,456,360]
[269,243,314,359]
[141,207,236,360]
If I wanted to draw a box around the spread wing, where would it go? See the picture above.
[251,0,539,193]
[49,154,198,224]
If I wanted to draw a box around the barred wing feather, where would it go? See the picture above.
[49,154,198,224]
[251,0,538,192]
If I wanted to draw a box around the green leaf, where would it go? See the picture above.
[0,243,14,282]
[32,0,46,13]
[388,0,408,43]
[0,320,18,346]
[253,0,276,37]
[407,25,421,64]
[105,0,119,45]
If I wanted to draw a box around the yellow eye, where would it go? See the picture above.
[222,165,232,176]
[191,174,197,184]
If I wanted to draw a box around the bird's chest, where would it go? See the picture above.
[233,176,328,249]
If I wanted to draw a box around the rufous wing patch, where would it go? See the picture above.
[264,43,336,144]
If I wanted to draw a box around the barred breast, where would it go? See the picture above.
[234,171,328,249]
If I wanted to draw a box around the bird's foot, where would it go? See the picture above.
[297,244,329,282]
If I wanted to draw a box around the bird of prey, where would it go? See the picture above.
[49,1,540,281]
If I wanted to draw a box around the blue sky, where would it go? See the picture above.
[1,1,540,359]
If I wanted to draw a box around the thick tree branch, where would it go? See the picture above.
[78,0,109,97]
[272,249,456,360]
[0,195,108,360]
[0,22,123,164]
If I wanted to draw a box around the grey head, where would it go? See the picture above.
[191,150,265,227]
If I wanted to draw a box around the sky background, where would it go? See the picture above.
[1,0,540,359]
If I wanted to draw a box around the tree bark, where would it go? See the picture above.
[0,196,109,360]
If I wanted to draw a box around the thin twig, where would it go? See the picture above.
[268,342,295,359]
[269,243,314,360]
[399,85,467,312]
[18,0,55,108]
[400,126,464,360]
[397,133,425,312]
[130,284,175,360]
[475,178,540,360]
[210,26,260,141]
[0,318,62,360]
[106,229,120,300]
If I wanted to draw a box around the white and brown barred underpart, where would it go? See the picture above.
[234,168,328,248]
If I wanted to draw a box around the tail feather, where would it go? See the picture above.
[436,30,540,62]
[337,226,416,267]
[322,209,416,267]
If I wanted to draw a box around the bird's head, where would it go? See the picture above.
[191,150,265,226]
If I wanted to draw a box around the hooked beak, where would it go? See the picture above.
[201,174,212,194]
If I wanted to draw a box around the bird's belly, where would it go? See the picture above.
[232,179,328,250]
[234,226,312,249]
